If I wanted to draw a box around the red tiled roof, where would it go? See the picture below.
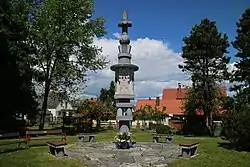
[162,88,188,100]
[162,87,227,100]
[135,99,183,115]
[135,87,227,116]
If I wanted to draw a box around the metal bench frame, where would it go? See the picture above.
[152,134,173,144]
[77,133,96,142]
[25,129,66,147]
[0,132,26,148]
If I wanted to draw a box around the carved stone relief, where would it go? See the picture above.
[126,108,132,116]
[116,75,133,94]
[117,108,122,116]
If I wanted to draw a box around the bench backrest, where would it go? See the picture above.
[26,129,63,135]
[0,132,20,139]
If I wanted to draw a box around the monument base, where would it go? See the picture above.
[117,120,131,130]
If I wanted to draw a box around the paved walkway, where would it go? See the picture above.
[66,142,180,167]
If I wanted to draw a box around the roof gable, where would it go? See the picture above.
[162,88,187,100]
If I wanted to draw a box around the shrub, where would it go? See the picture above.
[221,105,250,150]
[182,115,208,136]
[155,124,173,134]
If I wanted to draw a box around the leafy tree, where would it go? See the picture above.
[77,99,113,131]
[181,87,208,135]
[109,80,116,107]
[28,0,108,129]
[99,88,109,104]
[134,103,166,130]
[99,81,115,106]
[0,0,38,130]
[99,81,116,117]
[179,18,230,135]
[134,106,148,129]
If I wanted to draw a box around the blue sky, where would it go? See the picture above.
[83,1,249,99]
[93,0,249,63]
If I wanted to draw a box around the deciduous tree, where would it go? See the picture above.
[28,0,108,129]
[77,99,113,130]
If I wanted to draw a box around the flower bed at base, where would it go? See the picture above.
[114,131,135,149]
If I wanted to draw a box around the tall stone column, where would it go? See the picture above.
[110,11,139,131]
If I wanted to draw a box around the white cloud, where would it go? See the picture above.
[227,62,237,73]
[112,32,120,39]
[83,34,236,99]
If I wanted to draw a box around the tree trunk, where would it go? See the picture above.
[39,82,50,130]
[89,119,93,131]
[97,119,101,131]
[202,81,213,136]
[208,111,213,136]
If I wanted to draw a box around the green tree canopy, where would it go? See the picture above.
[231,8,250,95]
[99,81,116,116]
[28,0,108,129]
[0,0,38,130]
[179,18,230,135]
[221,7,250,150]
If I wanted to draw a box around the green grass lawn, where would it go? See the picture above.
[0,130,250,167]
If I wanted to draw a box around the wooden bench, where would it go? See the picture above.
[77,133,96,142]
[152,134,173,144]
[46,141,67,157]
[25,129,66,147]
[0,132,26,148]
[179,142,199,158]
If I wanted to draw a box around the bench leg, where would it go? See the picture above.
[153,137,159,143]
[89,136,95,142]
[165,138,172,144]
[49,146,65,157]
[190,146,198,157]
[17,142,21,149]
[26,142,30,149]
[78,136,84,142]
[181,146,198,158]
[181,148,191,158]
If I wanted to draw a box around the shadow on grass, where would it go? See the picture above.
[0,147,27,155]
[63,127,111,135]
[26,126,111,136]
[217,141,250,152]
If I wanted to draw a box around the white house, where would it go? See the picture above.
[38,92,76,122]
[48,101,74,121]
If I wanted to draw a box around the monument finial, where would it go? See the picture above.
[123,10,128,20]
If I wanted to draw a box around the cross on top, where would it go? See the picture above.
[118,10,132,34]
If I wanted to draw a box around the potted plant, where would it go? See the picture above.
[114,131,134,149]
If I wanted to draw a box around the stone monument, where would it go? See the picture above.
[110,11,139,131]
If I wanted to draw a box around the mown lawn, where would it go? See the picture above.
[0,130,250,167]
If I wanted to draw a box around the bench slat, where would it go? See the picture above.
[26,129,62,135]
[0,140,25,146]
[47,141,67,147]
[179,142,199,147]
[152,134,173,137]
[78,133,95,136]
[0,132,20,139]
